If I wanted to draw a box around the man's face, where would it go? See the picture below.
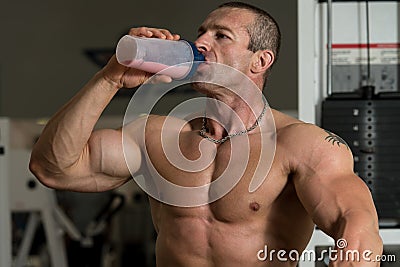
[194,7,255,74]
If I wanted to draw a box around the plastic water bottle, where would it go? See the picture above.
[116,35,205,80]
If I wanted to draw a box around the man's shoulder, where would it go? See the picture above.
[271,109,338,142]
[272,109,318,138]
[275,116,353,173]
[277,118,349,151]
[277,120,323,149]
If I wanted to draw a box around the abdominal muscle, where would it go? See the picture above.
[153,209,272,267]
[148,182,312,267]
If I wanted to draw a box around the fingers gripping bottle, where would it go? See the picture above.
[116,35,205,80]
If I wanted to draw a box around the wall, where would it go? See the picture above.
[0,0,297,118]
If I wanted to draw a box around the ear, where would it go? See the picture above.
[250,50,274,74]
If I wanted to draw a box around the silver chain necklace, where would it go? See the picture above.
[199,102,267,144]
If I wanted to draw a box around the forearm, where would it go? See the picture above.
[297,174,382,266]
[328,211,382,267]
[30,71,120,180]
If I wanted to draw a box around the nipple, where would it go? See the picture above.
[249,202,260,212]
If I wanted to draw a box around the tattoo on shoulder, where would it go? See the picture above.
[324,130,349,149]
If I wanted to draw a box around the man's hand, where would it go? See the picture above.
[100,27,181,89]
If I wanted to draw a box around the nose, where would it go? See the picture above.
[194,33,211,53]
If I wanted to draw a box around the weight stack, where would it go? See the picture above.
[322,98,400,221]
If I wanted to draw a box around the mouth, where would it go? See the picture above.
[195,61,211,74]
[200,51,215,63]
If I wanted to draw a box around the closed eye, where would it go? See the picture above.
[216,32,229,39]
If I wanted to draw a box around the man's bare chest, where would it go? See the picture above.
[143,132,287,219]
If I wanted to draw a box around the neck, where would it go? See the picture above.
[203,93,266,140]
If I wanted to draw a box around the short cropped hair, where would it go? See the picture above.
[218,2,281,78]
